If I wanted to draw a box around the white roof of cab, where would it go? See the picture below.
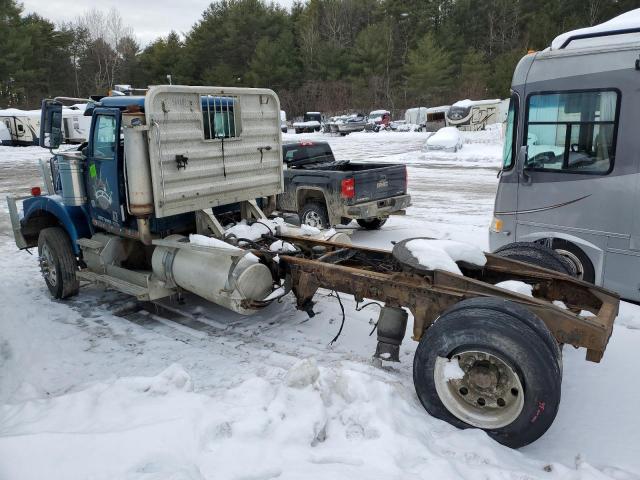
[370,109,389,115]
[551,8,640,49]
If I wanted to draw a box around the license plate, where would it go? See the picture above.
[377,178,388,188]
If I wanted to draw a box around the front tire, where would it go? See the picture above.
[493,241,575,276]
[548,239,595,283]
[413,298,561,448]
[37,227,79,299]
[356,217,387,230]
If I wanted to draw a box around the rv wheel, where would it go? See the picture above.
[413,297,561,448]
[37,227,80,299]
[493,242,575,276]
[548,239,595,283]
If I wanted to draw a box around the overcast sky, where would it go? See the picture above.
[21,0,298,45]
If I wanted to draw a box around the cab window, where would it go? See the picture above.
[525,90,618,174]
[202,96,240,140]
[502,95,518,169]
[92,115,117,159]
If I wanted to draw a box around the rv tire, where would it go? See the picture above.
[549,239,595,283]
[493,242,575,276]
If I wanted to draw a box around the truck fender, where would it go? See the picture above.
[295,187,341,226]
[21,195,92,254]
[518,231,604,285]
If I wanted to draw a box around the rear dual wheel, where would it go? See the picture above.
[413,297,561,448]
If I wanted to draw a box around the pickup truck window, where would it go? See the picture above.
[93,115,117,159]
[284,144,334,164]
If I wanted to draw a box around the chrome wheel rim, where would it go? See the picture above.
[304,211,323,228]
[555,248,584,280]
[434,350,524,429]
[40,244,57,287]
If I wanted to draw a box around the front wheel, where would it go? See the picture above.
[357,217,387,230]
[413,297,561,448]
[37,227,79,299]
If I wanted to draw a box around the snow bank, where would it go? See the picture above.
[406,239,486,274]
[495,280,534,297]
[0,360,614,480]
[425,127,463,152]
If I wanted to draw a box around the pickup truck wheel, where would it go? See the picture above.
[356,217,387,230]
[300,202,330,229]
[493,241,575,277]
[413,298,561,448]
[37,227,79,299]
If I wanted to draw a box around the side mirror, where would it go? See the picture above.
[40,99,63,149]
[516,145,532,184]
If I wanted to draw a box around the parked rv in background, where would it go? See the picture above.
[405,106,450,131]
[490,10,640,301]
[280,110,287,133]
[62,104,91,144]
[0,104,91,146]
[0,121,11,145]
[446,99,508,131]
[0,109,41,146]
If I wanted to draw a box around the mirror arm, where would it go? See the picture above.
[517,146,532,185]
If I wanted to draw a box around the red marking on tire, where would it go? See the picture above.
[530,401,546,423]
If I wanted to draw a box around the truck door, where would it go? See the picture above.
[86,108,124,229]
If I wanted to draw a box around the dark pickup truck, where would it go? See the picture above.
[277,141,411,229]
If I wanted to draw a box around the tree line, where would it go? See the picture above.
[2,0,639,117]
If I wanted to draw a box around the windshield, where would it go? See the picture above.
[447,106,471,121]
[502,95,518,169]
[303,113,321,122]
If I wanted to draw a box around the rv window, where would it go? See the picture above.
[502,95,518,169]
[202,96,240,140]
[525,90,618,174]
[92,115,117,159]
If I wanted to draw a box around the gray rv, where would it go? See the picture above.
[490,19,640,300]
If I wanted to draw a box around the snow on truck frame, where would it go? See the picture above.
[6,85,619,449]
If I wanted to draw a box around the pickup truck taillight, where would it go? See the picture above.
[341,177,355,198]
[31,186,41,196]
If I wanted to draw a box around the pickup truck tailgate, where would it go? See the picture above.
[353,164,406,202]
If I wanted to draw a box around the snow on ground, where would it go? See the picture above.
[1,134,639,480]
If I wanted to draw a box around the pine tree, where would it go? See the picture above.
[405,33,454,106]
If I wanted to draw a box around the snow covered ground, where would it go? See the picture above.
[0,132,639,480]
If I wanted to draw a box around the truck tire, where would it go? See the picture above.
[548,239,595,283]
[493,242,575,276]
[37,227,80,299]
[300,202,330,229]
[413,298,561,448]
[357,217,387,230]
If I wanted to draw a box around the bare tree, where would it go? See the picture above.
[75,8,133,92]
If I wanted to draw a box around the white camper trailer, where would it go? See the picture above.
[0,109,41,146]
[406,106,450,131]
[446,99,507,131]
[62,104,91,144]
[0,121,11,145]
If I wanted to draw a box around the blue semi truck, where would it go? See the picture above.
[6,85,618,449]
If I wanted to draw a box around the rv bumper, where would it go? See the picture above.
[6,195,29,249]
[344,194,411,219]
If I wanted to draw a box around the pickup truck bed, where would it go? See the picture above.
[277,141,410,229]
